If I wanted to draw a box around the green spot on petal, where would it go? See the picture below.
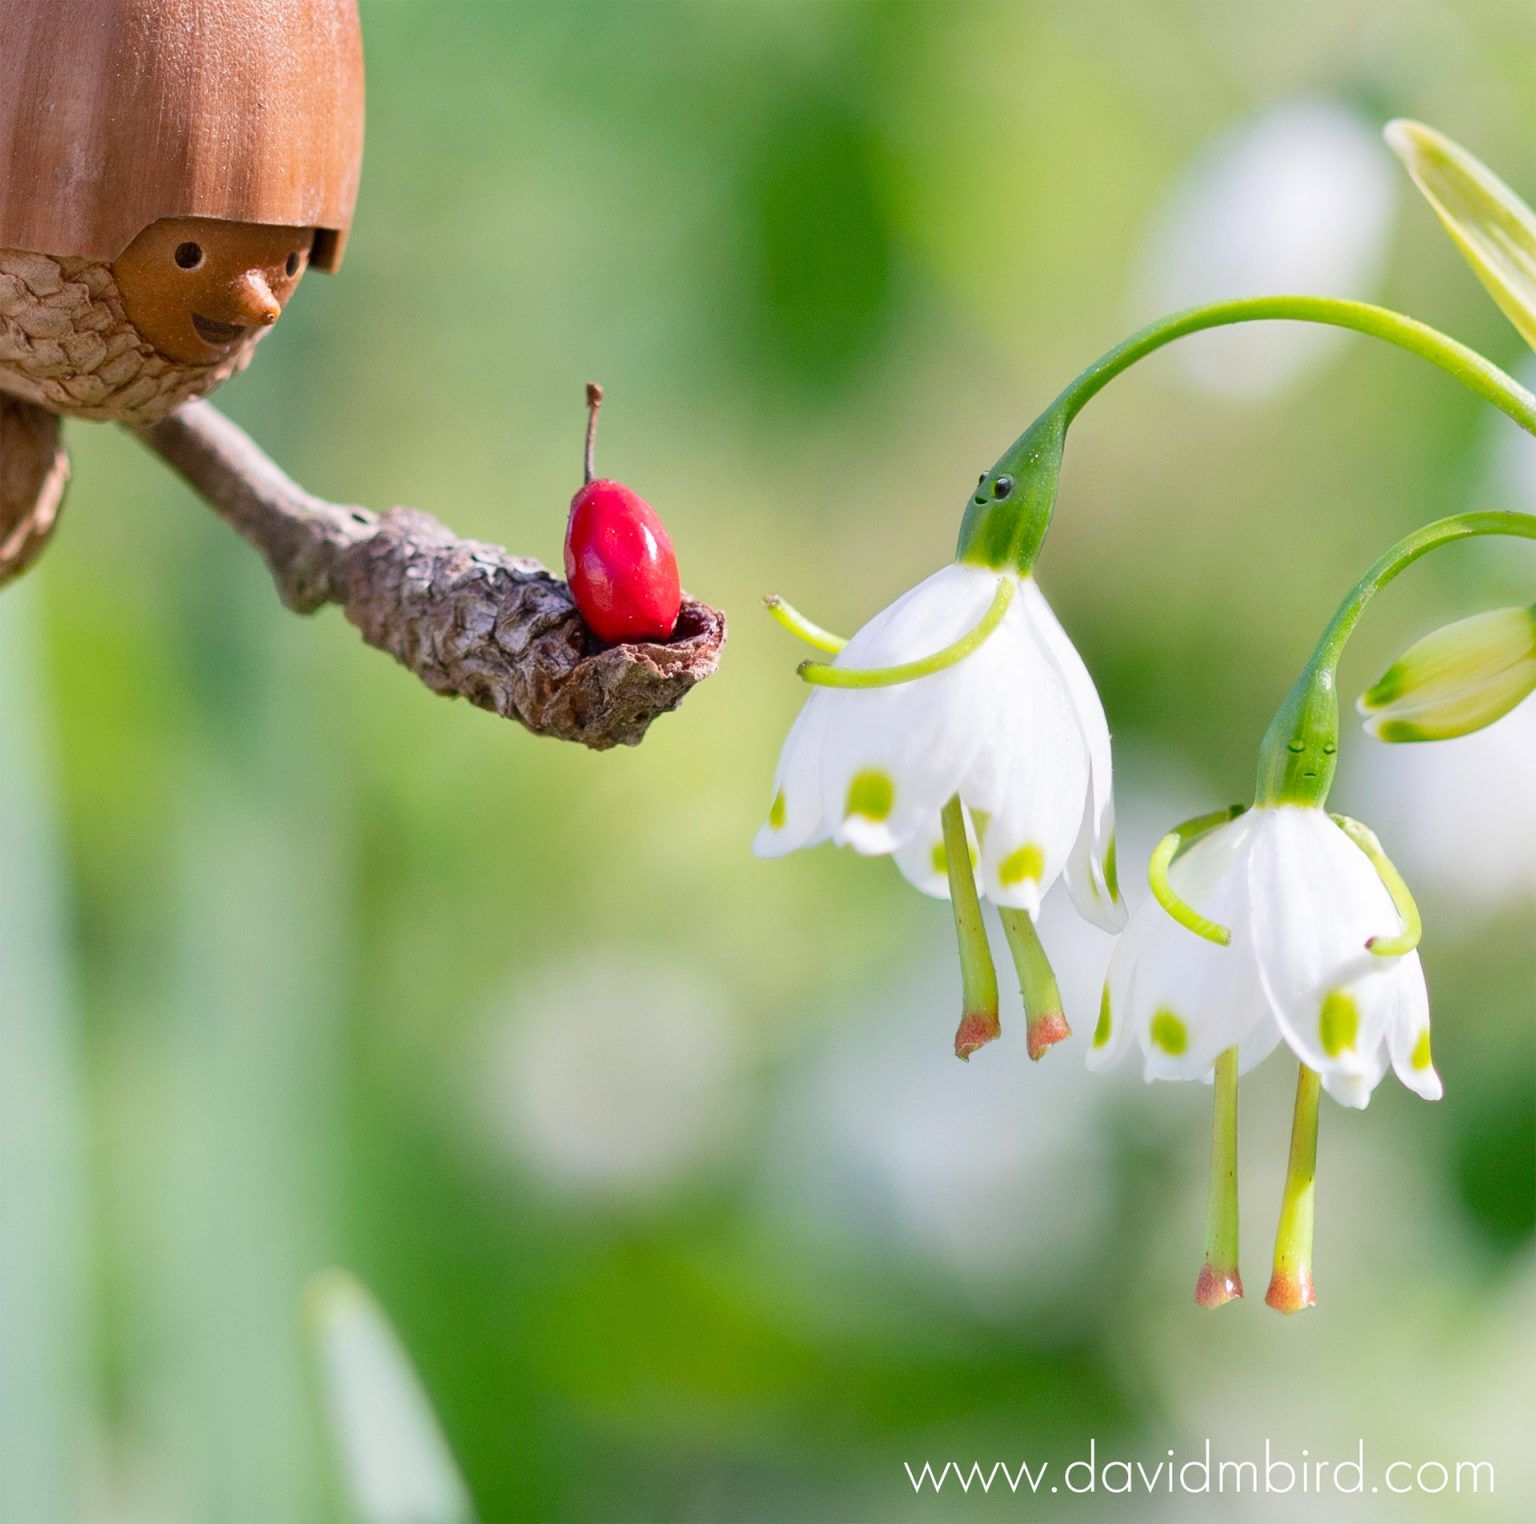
[768,789,786,830]
[1103,833,1120,901]
[934,837,978,876]
[1361,661,1408,710]
[1411,1028,1434,1071]
[1150,1008,1187,1056]
[844,768,894,822]
[999,842,1044,886]
[1319,989,1359,1056]
[1093,982,1112,1048]
[1377,719,1432,744]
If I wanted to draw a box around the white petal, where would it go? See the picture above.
[753,690,831,858]
[1020,580,1126,931]
[1322,1057,1387,1111]
[962,610,1088,915]
[892,807,979,900]
[816,565,1006,855]
[1246,806,1404,1083]
[1126,816,1267,1081]
[1089,891,1160,1071]
[1384,953,1442,1101]
[1234,1008,1285,1076]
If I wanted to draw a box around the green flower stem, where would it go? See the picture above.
[1147,805,1246,946]
[1267,1063,1321,1316]
[998,907,1070,1061]
[958,297,1536,574]
[1254,510,1536,807]
[1331,814,1423,956]
[1055,297,1535,431]
[798,577,1013,689]
[943,797,1000,1061]
[1196,1047,1243,1309]
[763,595,847,653]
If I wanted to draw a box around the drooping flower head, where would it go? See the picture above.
[1094,509,1534,1315]
[755,422,1123,1061]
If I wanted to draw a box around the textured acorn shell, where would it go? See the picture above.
[0,0,365,271]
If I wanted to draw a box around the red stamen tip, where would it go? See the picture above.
[954,1010,1002,1061]
[1026,1011,1071,1061]
[1265,1269,1316,1315]
[1195,1262,1244,1308]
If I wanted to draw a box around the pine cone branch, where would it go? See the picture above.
[132,401,724,749]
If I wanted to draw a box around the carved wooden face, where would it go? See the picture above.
[111,216,313,364]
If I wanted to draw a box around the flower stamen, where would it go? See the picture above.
[1196,1047,1243,1308]
[1148,805,1246,946]
[1266,1063,1321,1315]
[998,907,1071,1060]
[798,577,1014,689]
[1330,814,1423,956]
[943,796,1001,1061]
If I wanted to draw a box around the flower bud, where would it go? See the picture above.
[1358,604,1536,742]
[1385,119,1536,351]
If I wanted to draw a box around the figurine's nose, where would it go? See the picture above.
[230,271,281,327]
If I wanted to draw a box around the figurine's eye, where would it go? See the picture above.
[977,473,987,486]
[174,241,204,270]
[286,251,302,278]
[992,475,1015,500]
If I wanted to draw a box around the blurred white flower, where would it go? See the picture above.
[1477,358,1536,512]
[1341,700,1536,915]
[473,955,745,1201]
[1133,99,1397,397]
[759,898,1118,1313]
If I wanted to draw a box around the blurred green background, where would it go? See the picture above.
[3,1,1534,1520]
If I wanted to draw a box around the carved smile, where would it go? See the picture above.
[191,313,248,346]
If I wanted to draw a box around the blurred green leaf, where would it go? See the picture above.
[309,1269,477,1524]
[1386,118,1536,349]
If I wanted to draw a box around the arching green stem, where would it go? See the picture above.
[957,298,1536,574]
[1254,510,1536,807]
[763,595,847,653]
[1331,814,1423,957]
[1148,805,1246,946]
[798,577,1013,689]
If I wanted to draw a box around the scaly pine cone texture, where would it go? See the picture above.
[0,249,264,425]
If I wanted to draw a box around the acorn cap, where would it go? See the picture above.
[0,0,365,272]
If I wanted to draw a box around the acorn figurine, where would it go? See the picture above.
[0,0,365,583]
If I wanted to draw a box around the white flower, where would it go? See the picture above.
[1092,804,1441,1109]
[754,562,1124,931]
[1133,98,1396,397]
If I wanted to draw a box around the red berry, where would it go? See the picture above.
[563,383,682,645]
[565,478,681,644]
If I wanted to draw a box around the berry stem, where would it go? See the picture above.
[583,381,603,485]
